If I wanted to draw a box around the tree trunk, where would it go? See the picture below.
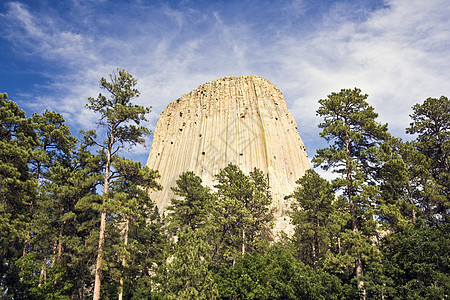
[311,243,317,271]
[51,239,58,268]
[356,252,365,300]
[51,220,65,267]
[38,262,46,288]
[346,138,365,300]
[316,219,321,257]
[118,217,129,300]
[349,190,365,299]
[407,181,416,222]
[57,225,64,264]
[78,241,88,300]
[52,221,66,285]
[242,228,245,255]
[93,208,107,300]
[211,226,228,263]
[93,138,112,300]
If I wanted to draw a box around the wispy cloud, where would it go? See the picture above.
[1,0,449,166]
[2,2,95,64]
[270,0,450,145]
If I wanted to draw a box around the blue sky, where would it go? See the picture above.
[1,0,449,172]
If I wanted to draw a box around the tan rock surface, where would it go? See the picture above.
[146,76,309,235]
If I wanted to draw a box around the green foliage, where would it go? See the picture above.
[0,93,37,241]
[314,88,388,177]
[82,69,155,299]
[380,221,450,299]
[81,68,153,214]
[313,88,389,298]
[290,170,349,271]
[1,87,449,299]
[20,110,81,298]
[110,157,162,217]
[19,126,99,299]
[212,164,273,263]
[377,138,431,230]
[106,157,163,298]
[167,171,215,232]
[46,151,100,298]
[0,93,38,298]
[407,96,449,223]
[159,165,274,298]
[407,96,449,176]
[123,208,166,299]
[84,68,150,147]
[215,244,345,299]
[158,227,219,299]
[29,110,77,179]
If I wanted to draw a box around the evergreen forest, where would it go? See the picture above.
[1,70,448,299]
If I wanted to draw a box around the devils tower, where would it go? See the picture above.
[146,76,309,234]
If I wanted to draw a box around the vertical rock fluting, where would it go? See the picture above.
[146,76,309,234]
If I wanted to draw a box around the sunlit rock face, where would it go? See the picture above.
[146,76,309,235]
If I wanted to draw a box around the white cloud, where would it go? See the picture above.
[271,0,450,147]
[1,0,449,164]
[2,2,95,64]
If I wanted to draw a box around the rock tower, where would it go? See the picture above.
[146,76,309,234]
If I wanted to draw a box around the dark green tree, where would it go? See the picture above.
[407,96,449,223]
[107,157,161,300]
[312,88,389,299]
[157,227,219,300]
[166,171,215,233]
[29,110,77,180]
[19,110,78,294]
[212,164,273,265]
[122,206,166,300]
[159,172,218,299]
[215,244,344,299]
[290,169,348,271]
[377,138,431,230]
[0,93,39,298]
[81,69,151,300]
[17,143,101,299]
[380,221,450,299]
[160,166,273,298]
[247,168,274,251]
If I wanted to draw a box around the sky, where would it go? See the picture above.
[1,0,449,174]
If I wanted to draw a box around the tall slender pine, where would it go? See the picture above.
[82,69,151,300]
[313,88,389,299]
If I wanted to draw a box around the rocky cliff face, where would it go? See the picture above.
[146,76,309,234]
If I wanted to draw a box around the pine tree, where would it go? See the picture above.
[377,138,430,230]
[166,171,215,233]
[22,110,77,293]
[290,169,348,271]
[215,243,344,299]
[17,127,103,299]
[108,157,161,300]
[381,221,450,299]
[69,145,106,299]
[0,93,38,298]
[407,96,449,223]
[123,206,166,299]
[313,88,389,299]
[158,227,219,299]
[160,172,218,299]
[213,164,273,264]
[82,69,151,300]
[29,110,77,180]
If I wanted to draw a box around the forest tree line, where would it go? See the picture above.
[0,70,448,299]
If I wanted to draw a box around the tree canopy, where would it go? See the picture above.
[1,83,448,299]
